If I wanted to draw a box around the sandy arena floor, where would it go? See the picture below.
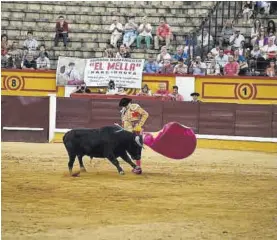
[1,142,277,240]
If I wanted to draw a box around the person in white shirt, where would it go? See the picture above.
[229,29,245,50]
[210,45,220,57]
[196,28,213,56]
[207,59,221,75]
[136,16,152,49]
[156,46,171,67]
[261,37,277,60]
[36,52,50,70]
[109,16,123,48]
[250,19,262,46]
[23,31,38,56]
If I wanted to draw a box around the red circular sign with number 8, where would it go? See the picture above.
[5,76,24,91]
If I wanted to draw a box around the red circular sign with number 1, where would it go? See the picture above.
[237,83,255,100]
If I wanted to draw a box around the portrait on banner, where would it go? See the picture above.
[56,56,86,86]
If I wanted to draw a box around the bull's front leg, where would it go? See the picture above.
[106,155,125,175]
[121,152,142,175]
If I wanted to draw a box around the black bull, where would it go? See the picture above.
[63,125,143,175]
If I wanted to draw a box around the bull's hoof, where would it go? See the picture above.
[80,167,87,172]
[119,171,125,175]
[132,167,142,175]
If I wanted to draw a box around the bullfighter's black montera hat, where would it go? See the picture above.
[119,97,132,107]
[190,92,200,97]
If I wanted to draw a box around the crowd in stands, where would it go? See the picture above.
[74,79,199,102]
[1,16,68,70]
[1,2,277,78]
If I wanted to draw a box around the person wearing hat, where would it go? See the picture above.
[190,92,201,102]
[229,29,245,51]
[119,97,149,168]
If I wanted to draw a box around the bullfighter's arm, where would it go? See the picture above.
[135,106,149,128]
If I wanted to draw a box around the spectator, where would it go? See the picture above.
[204,52,214,66]
[38,44,49,58]
[268,29,276,43]
[255,1,270,15]
[106,80,119,95]
[242,1,253,24]
[215,49,229,73]
[260,37,277,61]
[219,19,234,48]
[154,17,172,50]
[184,32,196,58]
[115,44,131,58]
[168,86,184,101]
[156,46,171,67]
[6,52,22,69]
[154,82,170,97]
[54,16,69,47]
[190,92,201,102]
[136,16,152,49]
[21,53,37,69]
[196,28,213,56]
[206,59,220,75]
[250,19,262,46]
[117,86,127,95]
[144,55,159,73]
[255,26,268,47]
[158,59,174,74]
[1,34,9,57]
[266,60,276,77]
[173,58,188,74]
[109,16,123,48]
[251,44,262,58]
[36,52,51,70]
[210,45,220,57]
[23,31,38,54]
[137,84,152,96]
[266,20,276,36]
[224,55,239,76]
[8,41,24,59]
[234,50,248,75]
[63,62,82,85]
[74,83,91,93]
[229,29,245,50]
[238,41,246,56]
[103,47,115,58]
[172,45,188,64]
[249,45,262,71]
[190,56,206,75]
[123,16,138,48]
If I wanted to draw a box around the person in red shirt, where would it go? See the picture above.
[224,55,240,76]
[154,17,172,50]
[153,82,170,100]
[168,86,184,101]
[54,16,69,47]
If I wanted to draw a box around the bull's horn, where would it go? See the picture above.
[135,136,143,148]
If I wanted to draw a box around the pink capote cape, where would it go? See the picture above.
[143,122,197,160]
